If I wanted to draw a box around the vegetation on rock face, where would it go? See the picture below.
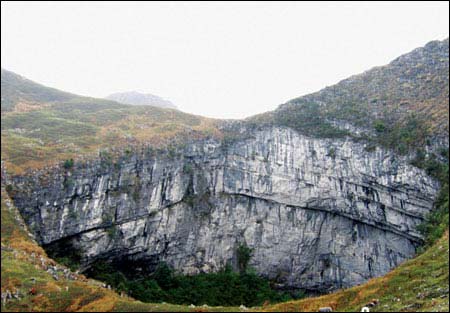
[249,101,352,139]
[415,152,449,248]
[237,243,253,273]
[63,158,74,170]
[418,181,449,247]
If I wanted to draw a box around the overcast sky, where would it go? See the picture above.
[1,1,449,119]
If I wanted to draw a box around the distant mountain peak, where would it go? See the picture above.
[105,91,177,109]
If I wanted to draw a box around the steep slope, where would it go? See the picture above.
[251,38,449,154]
[106,91,178,109]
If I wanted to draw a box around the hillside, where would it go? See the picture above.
[1,72,220,174]
[1,69,78,113]
[2,39,448,175]
[106,91,178,109]
[250,38,449,154]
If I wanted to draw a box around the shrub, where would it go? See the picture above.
[327,147,336,159]
[183,163,193,175]
[87,260,128,289]
[237,243,253,273]
[373,120,386,133]
[412,148,448,249]
[68,209,78,219]
[5,184,13,193]
[54,256,80,272]
[410,149,427,168]
[417,162,449,247]
[63,158,74,169]
[106,225,119,239]
[364,144,377,152]
[417,183,449,247]
[86,252,295,306]
[167,145,177,159]
[152,263,176,289]
[99,150,114,170]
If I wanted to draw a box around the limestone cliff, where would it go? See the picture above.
[9,126,439,293]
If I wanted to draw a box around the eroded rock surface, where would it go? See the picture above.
[10,127,439,292]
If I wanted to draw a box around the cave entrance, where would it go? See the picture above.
[44,238,306,307]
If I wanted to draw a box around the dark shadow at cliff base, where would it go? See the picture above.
[44,238,307,307]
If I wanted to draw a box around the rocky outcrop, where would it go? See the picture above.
[9,127,439,293]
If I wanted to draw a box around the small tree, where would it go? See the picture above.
[152,263,175,289]
[237,243,253,273]
[183,163,193,175]
[63,158,74,169]
[327,147,336,159]
[5,184,13,193]
[374,120,386,133]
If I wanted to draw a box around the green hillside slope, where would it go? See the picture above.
[1,69,77,113]
[250,38,449,154]
[1,70,221,174]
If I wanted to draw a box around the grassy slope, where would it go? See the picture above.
[0,69,77,113]
[249,38,449,153]
[1,71,222,175]
[2,188,448,312]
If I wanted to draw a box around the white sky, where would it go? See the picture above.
[1,1,449,119]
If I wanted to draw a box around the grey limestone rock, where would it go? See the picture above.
[10,126,439,293]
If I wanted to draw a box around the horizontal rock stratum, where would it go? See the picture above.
[10,127,439,293]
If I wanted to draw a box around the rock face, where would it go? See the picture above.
[10,127,439,292]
